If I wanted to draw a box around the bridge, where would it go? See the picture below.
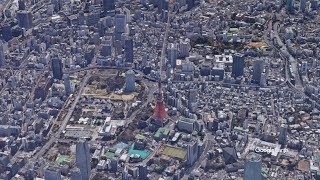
[65,65,131,74]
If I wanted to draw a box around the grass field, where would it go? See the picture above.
[162,146,187,160]
[56,154,74,164]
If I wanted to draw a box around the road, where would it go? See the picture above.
[271,19,320,107]
[28,72,91,163]
[126,81,156,125]
[66,65,130,74]
[272,21,303,89]
[159,0,173,80]
[119,80,158,167]
[182,133,214,179]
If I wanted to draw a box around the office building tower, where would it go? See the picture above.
[138,165,147,180]
[63,74,72,96]
[18,0,26,10]
[114,40,122,55]
[311,0,318,11]
[252,59,264,84]
[110,158,118,173]
[260,72,266,87]
[125,70,135,92]
[2,23,12,42]
[142,54,149,66]
[122,167,129,180]
[103,0,115,12]
[173,171,181,180]
[187,141,198,166]
[70,168,82,180]
[223,32,228,43]
[244,152,262,180]
[86,10,101,26]
[17,10,33,29]
[188,89,197,104]
[84,46,95,65]
[178,41,190,58]
[232,34,238,43]
[115,14,126,34]
[76,139,91,180]
[44,166,62,180]
[177,117,196,133]
[167,43,177,68]
[124,8,131,23]
[279,124,288,145]
[0,41,5,67]
[161,9,168,22]
[78,11,85,25]
[51,56,63,80]
[35,75,53,100]
[166,65,172,80]
[286,0,294,13]
[125,38,134,63]
[300,0,306,12]
[51,0,62,12]
[161,0,169,11]
[211,65,225,81]
[187,0,195,10]
[232,53,245,78]
[300,61,308,74]
[222,147,238,164]
[100,44,112,57]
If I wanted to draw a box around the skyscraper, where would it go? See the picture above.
[2,23,12,42]
[244,152,262,180]
[115,14,126,34]
[17,10,33,29]
[125,70,135,92]
[18,0,26,10]
[187,141,198,166]
[188,89,197,104]
[103,0,115,12]
[100,44,112,57]
[232,53,245,78]
[286,0,294,13]
[122,167,129,180]
[0,41,5,67]
[279,124,288,145]
[252,59,264,85]
[311,0,318,11]
[70,168,82,180]
[178,41,190,59]
[109,158,118,173]
[51,56,63,80]
[76,139,91,180]
[51,0,63,12]
[44,165,62,180]
[125,37,134,63]
[63,74,72,96]
[161,0,169,11]
[138,165,147,180]
[167,43,177,68]
[187,0,195,10]
[300,0,306,12]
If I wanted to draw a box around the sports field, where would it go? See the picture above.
[161,146,186,160]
